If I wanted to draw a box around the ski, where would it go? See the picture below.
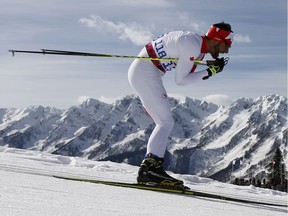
[53,176,287,208]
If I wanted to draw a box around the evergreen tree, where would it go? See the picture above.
[268,148,286,188]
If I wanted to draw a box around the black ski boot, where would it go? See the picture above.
[137,157,183,187]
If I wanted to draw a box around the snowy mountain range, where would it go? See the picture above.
[0,94,287,182]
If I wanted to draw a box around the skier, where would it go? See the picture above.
[128,22,234,186]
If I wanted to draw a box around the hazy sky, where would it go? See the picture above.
[1,0,287,108]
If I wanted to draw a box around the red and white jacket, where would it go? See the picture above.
[145,31,209,85]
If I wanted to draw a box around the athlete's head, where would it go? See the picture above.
[206,22,234,46]
[206,22,234,59]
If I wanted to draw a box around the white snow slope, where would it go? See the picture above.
[0,147,287,216]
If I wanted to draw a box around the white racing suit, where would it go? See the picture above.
[128,31,209,158]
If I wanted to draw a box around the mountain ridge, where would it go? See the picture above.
[0,94,287,182]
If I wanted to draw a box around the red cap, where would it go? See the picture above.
[206,26,234,46]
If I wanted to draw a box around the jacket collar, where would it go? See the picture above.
[201,36,208,53]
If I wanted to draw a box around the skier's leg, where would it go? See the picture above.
[128,49,183,185]
[128,49,173,158]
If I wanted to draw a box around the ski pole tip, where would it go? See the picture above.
[9,50,15,57]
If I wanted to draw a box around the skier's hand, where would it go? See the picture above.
[203,57,229,80]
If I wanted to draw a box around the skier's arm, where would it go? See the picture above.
[174,36,209,86]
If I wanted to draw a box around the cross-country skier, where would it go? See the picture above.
[128,22,234,186]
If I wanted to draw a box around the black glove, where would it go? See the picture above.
[203,57,229,80]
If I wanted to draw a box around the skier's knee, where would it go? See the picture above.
[160,116,174,130]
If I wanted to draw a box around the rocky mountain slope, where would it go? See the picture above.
[0,94,287,182]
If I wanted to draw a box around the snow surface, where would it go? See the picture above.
[0,147,287,216]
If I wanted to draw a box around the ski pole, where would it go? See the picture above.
[9,49,208,65]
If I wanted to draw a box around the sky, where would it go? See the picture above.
[1,0,287,108]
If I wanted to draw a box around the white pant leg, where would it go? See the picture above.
[128,48,174,158]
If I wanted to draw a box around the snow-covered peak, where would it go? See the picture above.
[0,94,286,182]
